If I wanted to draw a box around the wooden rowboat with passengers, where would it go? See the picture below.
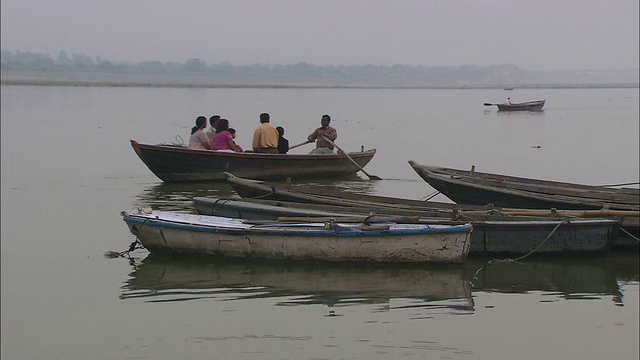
[130,140,376,182]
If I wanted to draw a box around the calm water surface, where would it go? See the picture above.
[1,85,638,359]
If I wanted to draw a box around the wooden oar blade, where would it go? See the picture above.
[320,136,382,181]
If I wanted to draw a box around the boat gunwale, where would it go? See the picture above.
[131,139,377,160]
[122,211,473,237]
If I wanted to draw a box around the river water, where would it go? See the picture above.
[1,85,638,359]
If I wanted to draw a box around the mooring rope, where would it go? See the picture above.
[419,190,441,201]
[599,181,640,187]
[509,219,569,261]
[245,186,278,200]
[105,216,150,258]
[619,227,640,242]
[471,219,569,279]
[105,239,144,258]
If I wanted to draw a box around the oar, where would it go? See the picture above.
[321,136,382,180]
[484,103,498,106]
[289,140,313,150]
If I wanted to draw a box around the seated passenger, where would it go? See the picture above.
[276,126,289,154]
[210,119,238,152]
[188,116,211,150]
[206,115,221,144]
[228,128,244,152]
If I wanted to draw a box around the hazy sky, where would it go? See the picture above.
[1,0,638,71]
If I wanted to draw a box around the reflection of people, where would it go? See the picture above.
[252,113,279,154]
[307,114,337,154]
[210,119,237,152]
[229,128,243,152]
[188,116,211,150]
[276,126,289,154]
[506,97,512,105]
[206,115,221,144]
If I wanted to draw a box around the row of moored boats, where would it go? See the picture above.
[122,142,639,264]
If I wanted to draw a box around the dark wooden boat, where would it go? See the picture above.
[408,161,639,247]
[130,140,377,182]
[497,99,545,111]
[218,174,622,257]
[408,161,640,211]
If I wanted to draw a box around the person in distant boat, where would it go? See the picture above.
[307,114,337,154]
[210,118,238,152]
[505,97,512,105]
[206,115,221,144]
[276,126,289,154]
[252,113,279,154]
[228,128,243,152]
[188,116,211,150]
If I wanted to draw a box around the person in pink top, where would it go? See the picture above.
[210,119,238,152]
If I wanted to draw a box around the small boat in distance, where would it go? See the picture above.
[483,99,546,111]
[130,140,376,182]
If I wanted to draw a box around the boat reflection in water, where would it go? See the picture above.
[465,252,639,306]
[134,182,236,212]
[133,177,375,212]
[120,252,638,311]
[120,254,473,313]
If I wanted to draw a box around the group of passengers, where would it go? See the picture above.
[188,113,338,155]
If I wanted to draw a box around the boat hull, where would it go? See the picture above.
[122,209,472,264]
[131,140,377,182]
[471,219,618,257]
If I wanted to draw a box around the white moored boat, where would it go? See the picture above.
[122,208,472,264]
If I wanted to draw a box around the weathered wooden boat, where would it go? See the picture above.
[469,218,618,257]
[496,99,545,111]
[223,172,470,211]
[130,140,377,182]
[408,161,639,246]
[121,254,473,306]
[194,196,620,258]
[408,161,640,211]
[122,208,472,264]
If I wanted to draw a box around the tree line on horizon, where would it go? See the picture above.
[1,49,638,85]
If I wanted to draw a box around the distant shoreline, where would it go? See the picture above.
[1,74,638,90]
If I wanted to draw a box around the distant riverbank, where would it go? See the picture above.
[1,70,638,89]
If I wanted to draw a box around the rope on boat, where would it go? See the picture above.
[104,239,145,258]
[246,186,279,200]
[508,219,569,261]
[599,181,640,187]
[471,220,568,285]
[419,190,440,201]
[210,198,233,215]
[471,219,569,277]
[619,227,640,242]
